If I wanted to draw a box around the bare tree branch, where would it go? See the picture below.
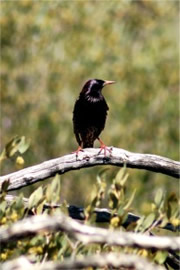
[0,148,179,192]
[1,253,166,270]
[0,213,179,251]
[5,195,179,232]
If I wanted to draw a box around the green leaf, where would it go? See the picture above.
[109,192,118,209]
[28,186,44,210]
[124,189,136,210]
[135,215,145,232]
[0,201,7,213]
[115,167,128,187]
[14,194,24,210]
[4,136,30,158]
[96,168,109,183]
[159,217,168,229]
[18,137,31,154]
[167,202,172,219]
[36,201,44,215]
[154,189,164,207]
[117,205,124,216]
[46,174,61,203]
[1,179,10,192]
[5,136,21,157]
[30,235,45,246]
[142,213,156,231]
[154,251,168,264]
[167,192,178,203]
[57,235,71,258]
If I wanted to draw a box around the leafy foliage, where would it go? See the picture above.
[0,172,179,266]
[0,136,30,169]
[1,1,178,208]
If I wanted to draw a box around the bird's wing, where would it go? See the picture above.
[73,99,83,145]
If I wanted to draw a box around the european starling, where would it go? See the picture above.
[73,79,115,155]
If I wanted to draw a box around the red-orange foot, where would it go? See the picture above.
[98,138,112,156]
[72,146,84,157]
[98,144,112,156]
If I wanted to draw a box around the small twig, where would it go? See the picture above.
[146,214,164,233]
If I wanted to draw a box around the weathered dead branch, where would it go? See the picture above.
[0,212,179,251]
[0,148,179,192]
[1,253,166,270]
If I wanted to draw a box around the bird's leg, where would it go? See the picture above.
[72,142,84,157]
[97,138,112,156]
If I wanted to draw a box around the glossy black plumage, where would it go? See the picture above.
[73,79,115,149]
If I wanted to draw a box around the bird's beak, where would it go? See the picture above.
[103,80,116,86]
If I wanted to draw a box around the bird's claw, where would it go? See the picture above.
[72,146,84,158]
[73,148,90,161]
[98,145,112,156]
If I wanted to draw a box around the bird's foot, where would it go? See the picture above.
[72,146,84,158]
[98,144,112,156]
[97,138,112,156]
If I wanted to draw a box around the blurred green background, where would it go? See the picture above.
[1,1,179,214]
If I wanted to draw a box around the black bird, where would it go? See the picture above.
[73,79,115,155]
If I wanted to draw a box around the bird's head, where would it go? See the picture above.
[81,79,115,100]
